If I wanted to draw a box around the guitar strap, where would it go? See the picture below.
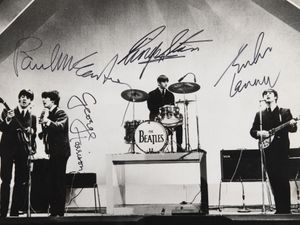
[279,108,282,123]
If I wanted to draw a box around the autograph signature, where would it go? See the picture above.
[118,25,213,79]
[13,25,212,81]
[68,92,97,171]
[214,32,279,97]
[13,37,125,86]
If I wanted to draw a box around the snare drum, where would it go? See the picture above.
[124,120,143,143]
[158,105,183,127]
[134,121,168,153]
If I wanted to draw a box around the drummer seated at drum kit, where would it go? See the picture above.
[147,75,184,152]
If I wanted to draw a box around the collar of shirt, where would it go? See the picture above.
[267,104,278,112]
[49,105,57,113]
[158,87,166,94]
[18,106,28,115]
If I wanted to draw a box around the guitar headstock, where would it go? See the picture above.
[0,97,4,104]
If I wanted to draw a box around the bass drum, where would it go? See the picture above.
[134,121,168,153]
[124,120,143,144]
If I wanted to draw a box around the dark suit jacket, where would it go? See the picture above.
[147,88,175,120]
[250,107,297,149]
[41,106,71,158]
[0,107,37,157]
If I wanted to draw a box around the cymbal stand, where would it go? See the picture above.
[182,92,191,151]
[194,90,201,151]
[168,127,175,153]
[129,99,136,154]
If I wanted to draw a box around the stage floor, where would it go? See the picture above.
[1,207,300,225]
[1,214,300,225]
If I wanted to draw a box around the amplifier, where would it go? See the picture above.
[66,173,97,188]
[220,148,300,182]
[288,148,300,180]
[30,159,49,212]
[220,149,264,182]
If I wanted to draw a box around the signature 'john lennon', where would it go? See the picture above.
[214,32,280,97]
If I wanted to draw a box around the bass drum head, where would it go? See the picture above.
[134,121,167,153]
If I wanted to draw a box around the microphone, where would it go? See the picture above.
[39,108,49,124]
[259,99,266,102]
[178,75,187,82]
[178,72,197,83]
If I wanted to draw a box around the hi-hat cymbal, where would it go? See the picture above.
[121,89,148,102]
[176,99,196,104]
[168,82,200,94]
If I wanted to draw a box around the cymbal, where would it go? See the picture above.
[168,82,200,94]
[176,99,196,104]
[121,89,148,102]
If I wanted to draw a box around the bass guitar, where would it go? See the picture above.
[259,115,300,149]
[0,97,36,155]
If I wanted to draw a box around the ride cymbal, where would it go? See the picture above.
[168,82,200,94]
[121,89,148,102]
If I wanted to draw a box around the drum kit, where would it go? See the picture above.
[121,82,200,154]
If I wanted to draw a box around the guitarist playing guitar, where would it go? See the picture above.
[250,89,297,214]
[0,89,37,217]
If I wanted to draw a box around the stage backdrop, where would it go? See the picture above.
[0,0,299,208]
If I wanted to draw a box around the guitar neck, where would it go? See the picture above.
[1,100,25,130]
[271,119,293,134]
[2,101,10,110]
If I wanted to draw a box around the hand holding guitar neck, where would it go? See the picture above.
[290,118,298,126]
[259,115,300,149]
[5,109,15,123]
[0,97,36,155]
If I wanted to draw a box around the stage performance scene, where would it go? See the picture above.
[0,0,299,225]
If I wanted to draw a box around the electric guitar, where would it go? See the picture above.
[259,116,300,149]
[0,97,36,155]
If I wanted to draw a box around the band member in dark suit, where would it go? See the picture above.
[39,90,70,217]
[0,89,36,217]
[147,75,183,152]
[250,89,297,214]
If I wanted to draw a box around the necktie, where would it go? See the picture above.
[21,110,25,118]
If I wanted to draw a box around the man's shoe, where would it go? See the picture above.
[274,211,291,214]
[9,211,19,217]
[177,146,185,152]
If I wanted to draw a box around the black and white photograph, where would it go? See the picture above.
[0,0,299,224]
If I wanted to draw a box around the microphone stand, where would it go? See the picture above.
[259,100,266,213]
[238,177,251,213]
[293,171,300,212]
[27,155,33,217]
[27,106,34,217]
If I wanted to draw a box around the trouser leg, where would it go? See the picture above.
[265,150,290,213]
[0,155,13,217]
[49,156,68,216]
[175,125,183,151]
[10,152,28,215]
